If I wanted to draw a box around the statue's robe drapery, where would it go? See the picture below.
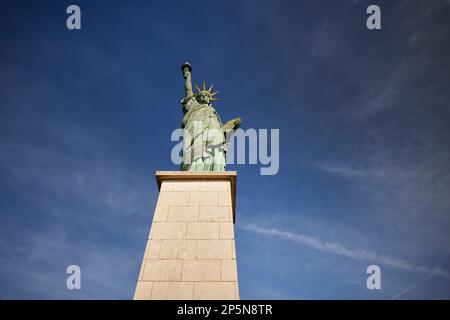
[180,94,227,171]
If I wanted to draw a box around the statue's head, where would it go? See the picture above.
[195,82,219,105]
[197,91,212,104]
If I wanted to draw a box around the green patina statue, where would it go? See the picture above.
[180,62,241,172]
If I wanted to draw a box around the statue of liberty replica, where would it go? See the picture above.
[180,62,241,171]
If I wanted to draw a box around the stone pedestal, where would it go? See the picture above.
[133,171,239,300]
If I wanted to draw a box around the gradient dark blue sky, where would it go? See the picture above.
[1,0,450,299]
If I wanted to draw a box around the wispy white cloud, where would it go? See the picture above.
[390,250,450,299]
[243,224,450,279]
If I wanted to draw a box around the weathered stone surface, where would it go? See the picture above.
[161,180,229,192]
[144,240,162,259]
[198,206,232,222]
[155,172,237,223]
[221,260,238,281]
[196,240,232,259]
[151,282,194,300]
[190,191,218,206]
[159,239,196,260]
[218,191,232,206]
[150,222,187,240]
[167,206,199,222]
[186,222,220,239]
[142,259,183,281]
[158,192,190,206]
[152,206,168,222]
[182,260,221,281]
[220,222,235,239]
[134,281,153,300]
[193,282,236,300]
[134,173,239,300]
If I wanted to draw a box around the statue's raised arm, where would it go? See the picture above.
[181,62,194,98]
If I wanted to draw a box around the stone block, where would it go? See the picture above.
[196,240,232,259]
[161,181,199,192]
[158,192,189,206]
[167,206,199,222]
[232,240,237,260]
[221,260,238,281]
[138,260,145,281]
[220,222,235,239]
[218,191,232,206]
[143,239,162,259]
[142,259,183,281]
[182,260,220,281]
[198,181,229,192]
[152,206,168,222]
[159,240,196,260]
[198,206,232,222]
[190,191,218,206]
[150,222,186,240]
[186,222,219,239]
[151,281,194,300]
[193,282,236,300]
[134,281,153,300]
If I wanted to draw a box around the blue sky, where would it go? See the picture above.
[1,0,450,299]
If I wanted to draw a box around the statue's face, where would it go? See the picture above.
[197,92,211,104]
